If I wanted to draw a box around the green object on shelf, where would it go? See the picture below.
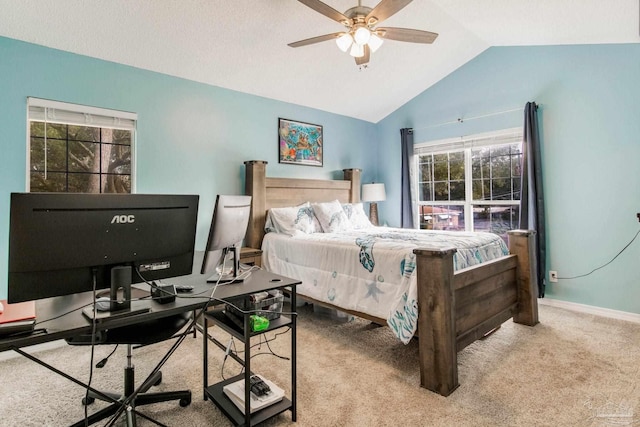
[250,315,269,332]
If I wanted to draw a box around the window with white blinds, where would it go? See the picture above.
[413,128,523,242]
[27,98,137,193]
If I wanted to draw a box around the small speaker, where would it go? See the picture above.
[110,265,132,311]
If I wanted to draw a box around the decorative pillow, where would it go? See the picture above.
[311,200,353,233]
[265,202,321,235]
[342,203,374,229]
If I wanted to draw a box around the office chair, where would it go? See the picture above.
[66,311,193,427]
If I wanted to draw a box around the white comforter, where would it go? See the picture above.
[262,227,509,344]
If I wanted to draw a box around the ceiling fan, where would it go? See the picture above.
[288,0,438,66]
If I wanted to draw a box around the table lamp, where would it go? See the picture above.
[362,183,386,226]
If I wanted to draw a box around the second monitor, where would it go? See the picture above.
[201,195,252,283]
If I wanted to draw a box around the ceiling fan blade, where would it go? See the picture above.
[288,32,344,48]
[377,27,438,44]
[355,44,370,66]
[366,0,413,24]
[297,0,350,25]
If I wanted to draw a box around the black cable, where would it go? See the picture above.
[558,228,640,280]
[95,344,119,369]
[84,268,99,427]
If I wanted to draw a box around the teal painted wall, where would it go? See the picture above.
[376,44,640,314]
[0,37,378,299]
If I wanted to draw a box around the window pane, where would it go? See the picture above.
[433,157,448,180]
[102,174,131,193]
[30,138,67,172]
[419,160,432,182]
[113,129,132,146]
[450,180,465,200]
[434,181,449,201]
[491,178,511,200]
[449,151,464,182]
[68,141,98,173]
[473,205,520,243]
[68,125,100,142]
[103,143,131,174]
[513,178,521,200]
[30,172,67,192]
[472,179,484,200]
[491,155,511,178]
[419,182,432,202]
[419,205,465,231]
[68,173,101,193]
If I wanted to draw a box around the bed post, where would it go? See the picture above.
[414,247,459,396]
[507,230,539,326]
[342,168,361,202]
[244,160,267,250]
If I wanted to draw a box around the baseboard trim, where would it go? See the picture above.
[539,298,640,324]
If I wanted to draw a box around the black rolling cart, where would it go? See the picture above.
[202,270,299,426]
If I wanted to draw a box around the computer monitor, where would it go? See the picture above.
[8,193,199,308]
[200,195,252,283]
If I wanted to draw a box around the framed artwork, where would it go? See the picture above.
[278,118,323,167]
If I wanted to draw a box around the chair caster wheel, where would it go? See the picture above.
[179,396,191,407]
[154,372,162,386]
[82,396,95,405]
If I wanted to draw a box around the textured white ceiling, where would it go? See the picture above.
[0,0,638,123]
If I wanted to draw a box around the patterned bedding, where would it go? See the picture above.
[261,227,509,344]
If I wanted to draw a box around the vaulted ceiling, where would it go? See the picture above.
[0,0,638,122]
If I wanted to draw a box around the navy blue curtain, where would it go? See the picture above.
[400,128,414,228]
[518,102,546,298]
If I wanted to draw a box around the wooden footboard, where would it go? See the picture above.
[414,230,538,396]
[244,160,538,397]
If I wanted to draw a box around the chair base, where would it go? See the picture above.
[71,368,191,427]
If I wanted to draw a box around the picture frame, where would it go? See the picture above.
[278,118,323,167]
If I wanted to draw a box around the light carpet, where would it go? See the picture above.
[1,303,639,426]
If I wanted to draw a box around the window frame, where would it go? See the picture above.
[26,97,137,193]
[413,127,523,233]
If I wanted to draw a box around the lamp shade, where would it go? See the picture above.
[336,33,353,52]
[368,33,384,52]
[362,183,386,202]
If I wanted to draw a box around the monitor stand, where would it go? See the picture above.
[207,246,244,284]
[82,265,150,323]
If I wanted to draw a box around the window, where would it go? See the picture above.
[27,98,136,193]
[414,128,522,241]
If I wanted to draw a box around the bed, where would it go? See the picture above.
[244,160,538,396]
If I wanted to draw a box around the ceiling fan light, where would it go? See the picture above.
[336,33,353,52]
[353,27,371,45]
[349,42,364,58]
[368,33,384,53]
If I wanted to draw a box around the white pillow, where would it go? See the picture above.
[265,202,321,235]
[342,203,374,229]
[311,200,353,233]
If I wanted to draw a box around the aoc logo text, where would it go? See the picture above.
[111,215,135,224]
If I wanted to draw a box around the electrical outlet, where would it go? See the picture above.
[549,270,558,283]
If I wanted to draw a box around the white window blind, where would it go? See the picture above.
[28,97,137,130]
[414,127,522,155]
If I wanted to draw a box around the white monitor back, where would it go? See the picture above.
[201,195,252,275]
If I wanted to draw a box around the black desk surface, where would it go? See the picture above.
[0,265,300,352]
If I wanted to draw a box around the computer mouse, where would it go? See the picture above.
[94,297,111,312]
[0,301,4,314]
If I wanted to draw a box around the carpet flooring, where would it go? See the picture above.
[1,303,638,426]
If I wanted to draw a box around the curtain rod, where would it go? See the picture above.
[413,107,523,131]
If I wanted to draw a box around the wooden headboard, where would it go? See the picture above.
[244,160,361,249]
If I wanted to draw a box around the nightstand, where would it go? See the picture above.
[240,247,262,267]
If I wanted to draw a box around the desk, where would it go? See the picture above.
[0,263,300,426]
